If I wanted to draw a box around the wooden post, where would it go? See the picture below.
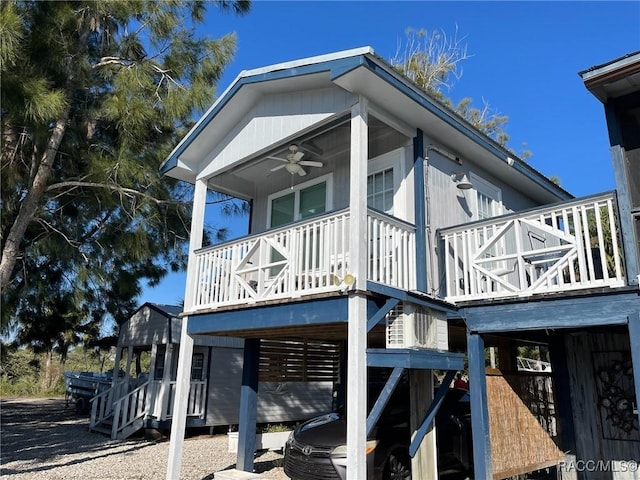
[112,346,122,386]
[158,344,174,420]
[124,346,133,384]
[166,318,194,480]
[166,178,207,480]
[548,334,576,454]
[410,369,437,479]
[347,97,368,480]
[628,312,640,424]
[148,343,158,417]
[467,331,492,479]
[237,338,260,472]
[413,129,428,293]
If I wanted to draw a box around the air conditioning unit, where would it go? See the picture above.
[385,302,448,350]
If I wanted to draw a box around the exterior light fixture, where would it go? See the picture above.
[451,173,473,190]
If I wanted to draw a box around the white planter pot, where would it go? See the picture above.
[227,430,291,453]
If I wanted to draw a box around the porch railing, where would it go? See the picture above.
[189,209,416,310]
[89,379,128,430]
[111,380,150,439]
[164,380,207,418]
[440,192,625,302]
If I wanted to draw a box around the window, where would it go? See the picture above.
[267,174,332,228]
[471,174,503,259]
[191,353,204,381]
[367,148,404,217]
[154,348,165,380]
[368,168,394,214]
[471,173,502,221]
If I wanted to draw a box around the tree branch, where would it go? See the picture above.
[45,180,185,206]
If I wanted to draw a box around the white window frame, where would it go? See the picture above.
[367,147,405,217]
[470,173,502,220]
[266,173,334,228]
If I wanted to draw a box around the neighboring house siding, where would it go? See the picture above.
[200,87,355,179]
[205,347,333,426]
[119,308,176,347]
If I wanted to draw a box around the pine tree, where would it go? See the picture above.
[0,1,250,337]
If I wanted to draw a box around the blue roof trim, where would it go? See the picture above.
[161,50,570,200]
[160,55,367,176]
[353,56,571,200]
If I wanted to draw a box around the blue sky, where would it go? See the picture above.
[141,0,640,306]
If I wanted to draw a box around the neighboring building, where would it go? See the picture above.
[89,303,334,439]
[159,47,639,479]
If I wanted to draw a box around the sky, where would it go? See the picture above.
[140,0,640,307]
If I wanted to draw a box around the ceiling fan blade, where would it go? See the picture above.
[295,164,307,176]
[270,164,287,172]
[299,160,323,168]
[292,151,305,162]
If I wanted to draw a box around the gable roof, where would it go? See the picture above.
[162,47,571,203]
[134,302,182,319]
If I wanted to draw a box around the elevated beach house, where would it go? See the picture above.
[160,48,639,479]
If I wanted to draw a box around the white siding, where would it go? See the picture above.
[199,87,355,179]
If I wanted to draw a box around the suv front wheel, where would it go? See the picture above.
[383,449,411,480]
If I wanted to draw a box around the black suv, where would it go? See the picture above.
[283,386,472,480]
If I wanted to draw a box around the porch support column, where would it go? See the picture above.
[605,108,638,285]
[158,344,174,420]
[237,338,260,472]
[166,318,194,480]
[467,331,493,479]
[413,129,428,293]
[166,177,207,480]
[124,346,133,384]
[410,369,436,480]
[112,346,122,386]
[148,343,158,417]
[628,312,640,422]
[347,97,369,480]
[548,334,576,453]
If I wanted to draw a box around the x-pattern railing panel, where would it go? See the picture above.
[441,192,626,301]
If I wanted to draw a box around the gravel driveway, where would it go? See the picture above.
[1,397,288,480]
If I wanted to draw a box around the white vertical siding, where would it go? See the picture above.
[199,87,355,179]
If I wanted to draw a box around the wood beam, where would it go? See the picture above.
[464,290,640,334]
[367,297,399,332]
[237,338,260,472]
[413,129,428,293]
[366,367,404,437]
[467,332,492,479]
[628,312,640,425]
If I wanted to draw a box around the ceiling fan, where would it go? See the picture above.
[268,145,323,177]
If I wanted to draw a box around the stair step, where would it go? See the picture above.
[90,425,112,436]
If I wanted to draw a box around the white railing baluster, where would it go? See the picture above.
[440,192,625,302]
[188,209,415,310]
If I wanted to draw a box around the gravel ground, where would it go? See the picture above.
[1,397,288,480]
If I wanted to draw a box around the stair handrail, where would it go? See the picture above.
[111,379,151,439]
[90,379,128,429]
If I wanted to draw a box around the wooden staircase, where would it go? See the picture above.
[90,380,150,440]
